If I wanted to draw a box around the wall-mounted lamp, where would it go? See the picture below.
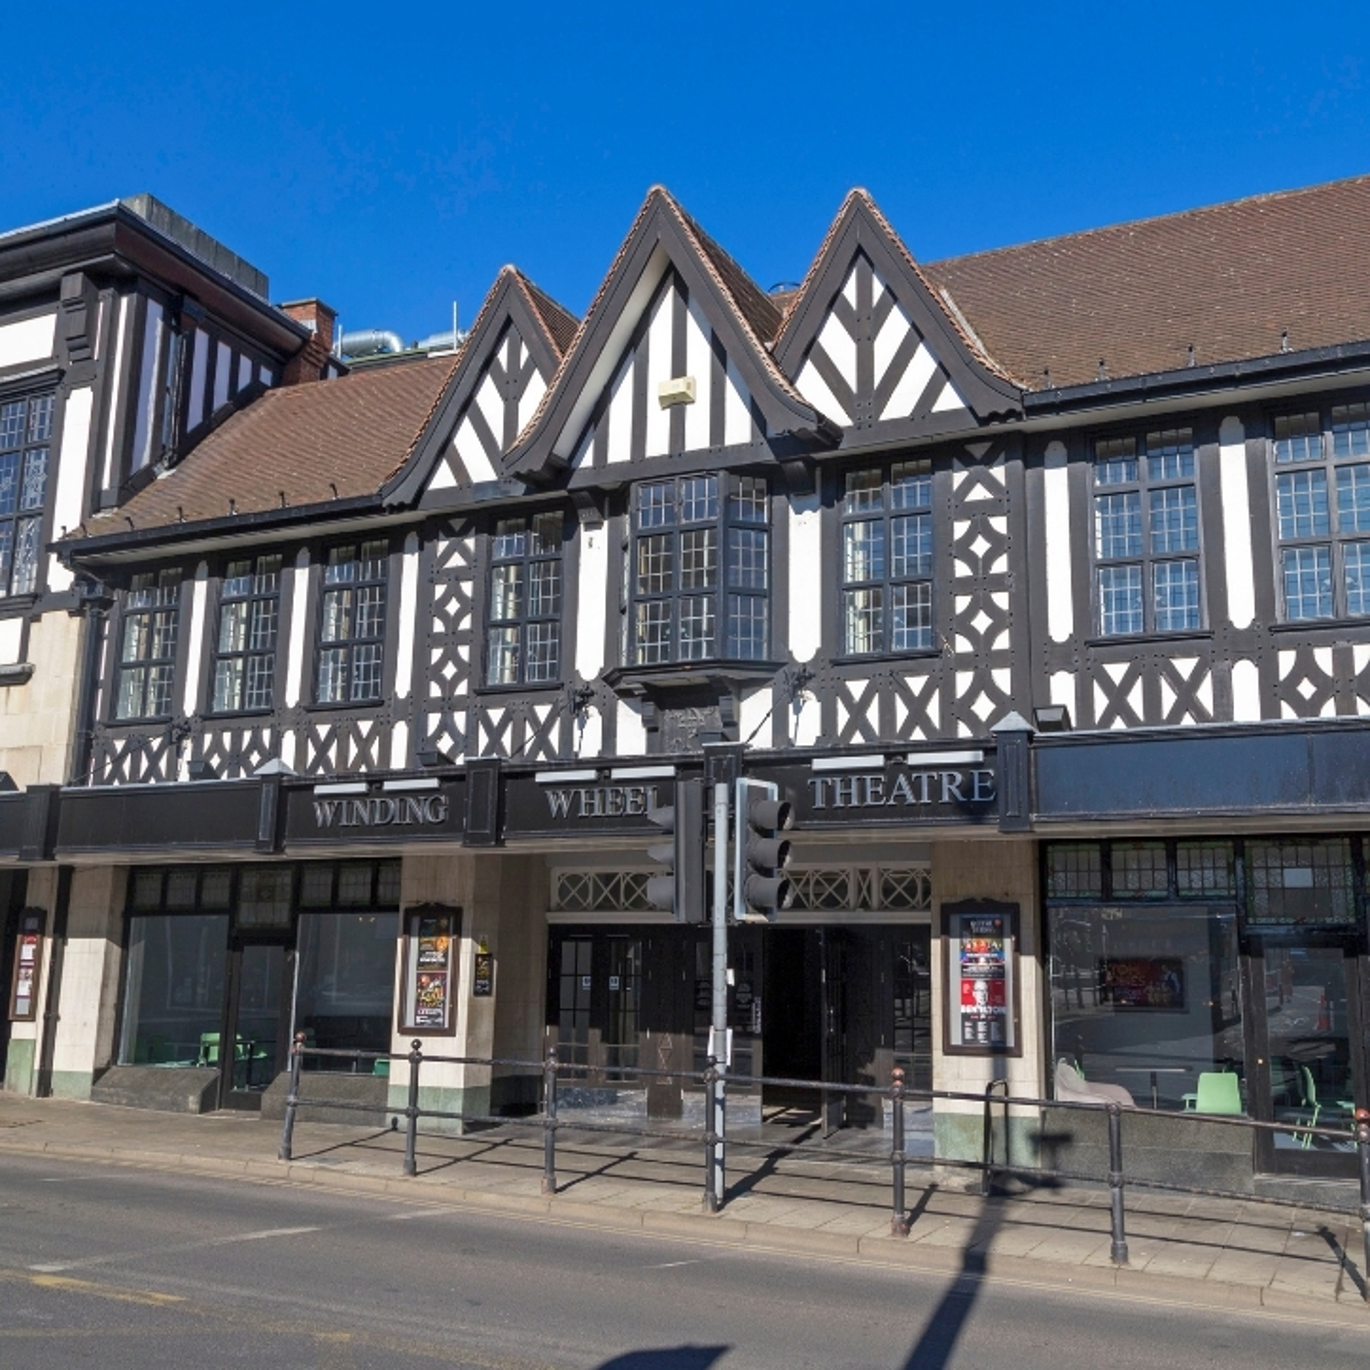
[1032,705,1072,732]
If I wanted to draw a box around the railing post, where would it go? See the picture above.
[542,1044,558,1196]
[890,1066,909,1236]
[702,1055,719,1214]
[1107,1101,1129,1266]
[278,1031,305,1161]
[1355,1107,1370,1303]
[981,1079,1005,1197]
[403,1038,422,1178]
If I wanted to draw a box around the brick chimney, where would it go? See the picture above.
[278,298,337,385]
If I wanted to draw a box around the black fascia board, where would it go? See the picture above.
[55,492,385,563]
[0,203,310,358]
[773,195,1024,423]
[382,270,565,509]
[502,195,836,481]
[1022,337,1370,415]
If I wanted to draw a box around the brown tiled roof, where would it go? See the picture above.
[923,175,1370,389]
[674,202,783,344]
[79,356,456,534]
[517,274,579,356]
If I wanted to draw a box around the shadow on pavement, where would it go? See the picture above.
[595,1347,728,1369]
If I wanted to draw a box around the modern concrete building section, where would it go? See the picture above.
[1,177,1369,1203]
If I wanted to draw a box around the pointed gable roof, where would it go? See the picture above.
[774,190,1022,442]
[383,266,578,507]
[503,187,838,479]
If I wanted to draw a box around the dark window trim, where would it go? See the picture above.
[112,566,183,722]
[313,537,390,706]
[483,507,566,688]
[208,551,284,715]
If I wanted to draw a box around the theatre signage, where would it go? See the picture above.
[284,780,464,846]
[785,756,999,828]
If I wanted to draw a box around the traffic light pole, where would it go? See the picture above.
[706,779,729,1213]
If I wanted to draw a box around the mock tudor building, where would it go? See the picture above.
[3,178,1370,1184]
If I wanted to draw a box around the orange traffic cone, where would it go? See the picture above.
[1317,990,1330,1032]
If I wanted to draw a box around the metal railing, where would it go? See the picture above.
[277,1034,1370,1299]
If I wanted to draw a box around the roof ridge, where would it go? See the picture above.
[511,270,580,356]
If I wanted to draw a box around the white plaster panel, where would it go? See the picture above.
[453,414,496,484]
[1049,671,1074,709]
[739,685,770,747]
[684,296,713,453]
[188,327,209,430]
[284,550,310,708]
[0,617,21,664]
[101,294,131,489]
[615,699,647,755]
[237,354,252,392]
[787,493,823,662]
[389,719,409,771]
[878,338,937,421]
[841,263,859,308]
[931,377,968,413]
[795,355,850,427]
[815,307,856,390]
[181,562,209,715]
[517,369,546,435]
[475,372,505,452]
[605,357,633,464]
[643,286,673,458]
[46,386,94,591]
[213,341,231,412]
[575,524,609,679]
[280,729,297,771]
[426,457,457,491]
[1218,416,1255,630]
[573,704,603,758]
[791,693,821,747]
[393,535,419,700]
[131,301,163,471]
[0,312,56,368]
[724,357,753,445]
[872,293,910,383]
[1043,441,1073,642]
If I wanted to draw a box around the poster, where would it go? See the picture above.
[9,912,43,1021]
[402,906,459,1032]
[1099,957,1185,1010]
[944,903,1018,1054]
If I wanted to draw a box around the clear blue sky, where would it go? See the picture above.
[4,2,1369,344]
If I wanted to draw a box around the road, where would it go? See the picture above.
[0,1152,1363,1369]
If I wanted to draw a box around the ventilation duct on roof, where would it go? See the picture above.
[339,329,405,360]
[413,329,467,353]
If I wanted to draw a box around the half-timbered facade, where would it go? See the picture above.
[5,179,1370,1184]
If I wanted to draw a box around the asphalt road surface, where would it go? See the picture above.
[0,1153,1364,1369]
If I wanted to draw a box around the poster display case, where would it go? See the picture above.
[400,904,461,1034]
[941,899,1020,1056]
[8,909,44,1021]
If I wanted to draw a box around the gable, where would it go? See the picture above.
[426,319,550,494]
[776,193,1022,444]
[565,267,761,472]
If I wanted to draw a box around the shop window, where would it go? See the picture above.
[841,459,933,655]
[298,860,401,910]
[1093,429,1202,636]
[212,555,282,712]
[1246,839,1356,927]
[1175,841,1236,897]
[1272,403,1370,619]
[487,510,563,686]
[294,910,399,1070]
[316,540,388,703]
[0,392,53,598]
[628,472,770,665]
[115,569,181,720]
[1045,844,1103,899]
[1049,903,1244,1111]
[1111,842,1169,897]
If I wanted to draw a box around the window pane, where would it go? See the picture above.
[116,667,146,720]
[0,452,16,514]
[244,655,275,710]
[1149,485,1198,553]
[317,646,348,702]
[891,581,932,650]
[1336,462,1370,533]
[634,600,671,664]
[727,593,767,659]
[248,597,278,652]
[843,520,885,582]
[117,914,228,1067]
[1345,541,1370,615]
[1095,492,1142,558]
[0,402,24,450]
[1275,469,1329,539]
[325,546,356,583]
[148,664,175,716]
[1094,436,1137,484]
[1113,842,1168,895]
[1145,429,1195,481]
[487,626,519,685]
[679,475,717,522]
[355,582,384,637]
[1282,546,1333,620]
[1274,412,1322,463]
[320,588,352,642]
[891,513,932,577]
[350,642,383,700]
[679,527,717,589]
[727,527,767,590]
[636,534,673,594]
[490,563,523,621]
[528,559,561,617]
[492,518,527,560]
[1046,843,1102,897]
[729,475,767,522]
[218,599,248,654]
[11,517,40,594]
[19,448,48,510]
[1331,403,1370,458]
[223,559,253,598]
[27,396,53,443]
[891,461,931,509]
[678,595,715,659]
[1153,559,1200,631]
[525,621,560,681]
[530,511,562,554]
[359,541,388,580]
[0,524,10,593]
[213,657,243,712]
[1247,839,1355,926]
[1098,564,1143,635]
[638,482,674,528]
[843,587,883,654]
[293,912,399,1068]
[843,468,883,513]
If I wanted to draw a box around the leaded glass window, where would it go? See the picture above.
[487,510,563,686]
[316,541,388,703]
[0,393,53,598]
[212,555,281,712]
[115,569,181,719]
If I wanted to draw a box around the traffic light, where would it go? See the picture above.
[644,779,707,923]
[734,779,794,921]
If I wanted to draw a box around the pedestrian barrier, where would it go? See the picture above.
[277,1033,1370,1300]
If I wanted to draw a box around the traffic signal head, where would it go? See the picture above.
[736,782,794,920]
[644,779,706,922]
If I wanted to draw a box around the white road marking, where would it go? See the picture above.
[647,1259,701,1269]
[28,1226,320,1273]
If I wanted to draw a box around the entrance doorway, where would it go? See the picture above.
[216,940,291,1110]
[1249,937,1366,1176]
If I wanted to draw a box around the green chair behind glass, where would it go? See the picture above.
[1182,1071,1243,1115]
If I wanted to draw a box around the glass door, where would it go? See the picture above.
[1249,938,1364,1176]
[219,940,291,1109]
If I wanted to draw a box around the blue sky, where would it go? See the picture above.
[3,2,1369,344]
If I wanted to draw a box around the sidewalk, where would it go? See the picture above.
[1,1092,1366,1324]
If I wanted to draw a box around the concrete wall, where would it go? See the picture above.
[0,613,83,787]
[929,837,1044,1168]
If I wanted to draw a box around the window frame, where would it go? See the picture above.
[1270,402,1370,623]
[210,553,283,715]
[1090,427,1204,639]
[313,539,390,706]
[113,567,183,722]
[0,389,56,602]
[838,457,935,659]
[625,471,772,667]
[484,508,565,689]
